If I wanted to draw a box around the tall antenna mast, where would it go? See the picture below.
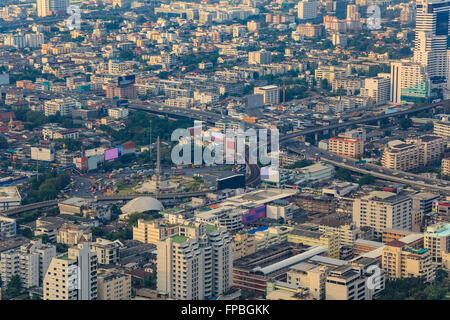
[156,136,160,194]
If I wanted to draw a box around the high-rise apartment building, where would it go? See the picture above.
[157,223,233,300]
[382,240,435,283]
[390,61,430,104]
[328,136,364,159]
[44,98,77,117]
[248,49,272,65]
[298,0,318,20]
[0,239,56,288]
[360,76,390,105]
[381,135,445,171]
[424,223,450,265]
[352,191,412,236]
[43,244,98,300]
[254,85,280,105]
[97,268,132,300]
[36,0,69,17]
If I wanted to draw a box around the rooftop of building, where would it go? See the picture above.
[0,186,21,200]
[425,223,450,237]
[171,235,189,244]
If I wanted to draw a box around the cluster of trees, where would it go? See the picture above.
[22,171,71,204]
[13,107,80,131]
[286,159,314,169]
[377,271,449,300]
[100,111,192,146]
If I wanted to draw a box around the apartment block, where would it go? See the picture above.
[424,223,450,266]
[248,50,271,65]
[43,244,98,300]
[91,238,122,265]
[381,240,435,283]
[254,85,279,105]
[133,219,179,245]
[328,136,364,159]
[0,216,16,240]
[232,232,257,261]
[157,223,233,300]
[442,158,450,176]
[360,76,390,105]
[288,227,340,259]
[0,239,56,288]
[97,268,132,300]
[352,191,412,236]
[287,263,327,300]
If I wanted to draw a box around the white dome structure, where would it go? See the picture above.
[120,197,164,215]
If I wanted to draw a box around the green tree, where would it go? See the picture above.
[399,117,413,130]
[358,174,375,186]
[5,275,22,297]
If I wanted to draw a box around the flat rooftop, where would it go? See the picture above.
[0,186,21,201]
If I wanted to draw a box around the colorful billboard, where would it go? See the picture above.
[242,205,266,225]
[105,148,119,161]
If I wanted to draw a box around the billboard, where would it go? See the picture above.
[105,148,119,161]
[242,205,266,225]
[118,75,135,86]
[217,174,245,191]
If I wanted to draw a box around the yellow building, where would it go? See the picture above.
[424,223,450,266]
[381,240,435,283]
[328,136,364,159]
[97,269,132,300]
[232,232,256,261]
[287,228,340,259]
[253,226,293,251]
[133,219,179,245]
[442,158,450,176]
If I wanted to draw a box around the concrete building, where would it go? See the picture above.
[43,244,98,300]
[381,135,445,171]
[287,263,327,300]
[232,232,256,261]
[353,191,412,236]
[157,223,233,300]
[0,239,55,288]
[108,107,129,119]
[44,98,77,117]
[31,146,55,162]
[37,0,69,17]
[390,61,430,104]
[0,216,16,240]
[0,186,21,212]
[360,76,390,105]
[97,268,132,300]
[254,85,279,105]
[298,0,318,20]
[434,120,450,138]
[288,227,340,259]
[442,157,450,176]
[133,219,179,245]
[328,136,364,159]
[91,238,122,265]
[381,240,435,283]
[424,223,450,266]
[248,50,271,65]
[56,223,92,247]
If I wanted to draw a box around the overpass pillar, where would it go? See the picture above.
[332,129,336,137]
[377,120,381,127]
[314,133,319,144]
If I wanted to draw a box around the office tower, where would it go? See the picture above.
[390,61,431,104]
[424,223,450,265]
[36,0,69,17]
[0,216,16,240]
[0,239,56,288]
[382,240,435,283]
[413,0,450,89]
[44,244,97,300]
[298,0,318,20]
[352,191,412,237]
[157,222,233,300]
